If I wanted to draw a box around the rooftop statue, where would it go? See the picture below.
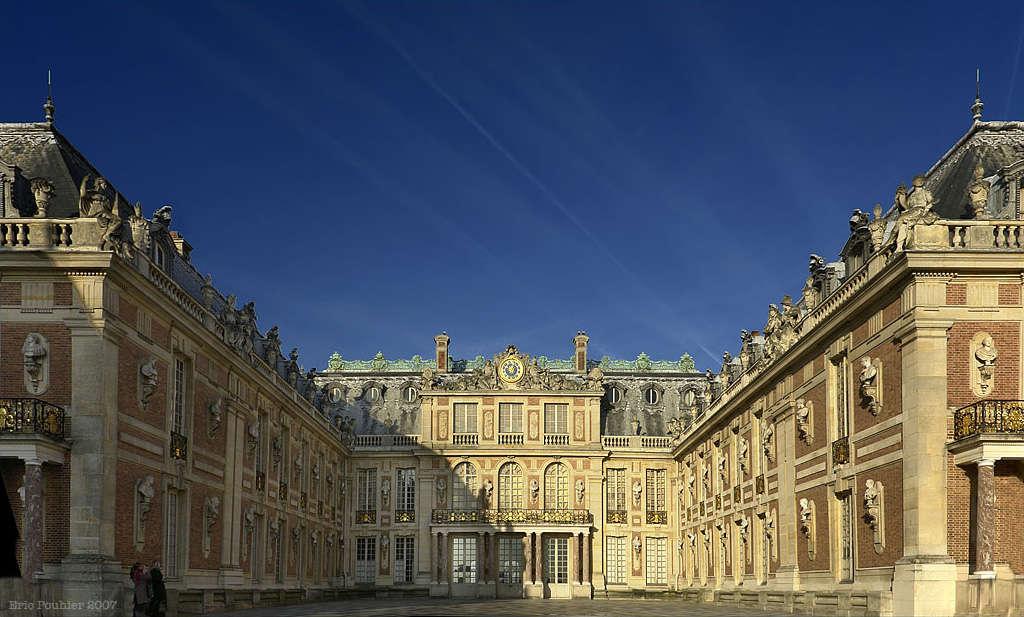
[968,163,990,218]
[891,176,939,251]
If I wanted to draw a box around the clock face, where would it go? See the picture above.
[499,356,525,384]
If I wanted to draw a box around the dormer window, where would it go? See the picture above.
[644,387,661,405]
[364,386,382,403]
[328,386,344,404]
[608,386,623,405]
[402,385,418,403]
[153,244,167,270]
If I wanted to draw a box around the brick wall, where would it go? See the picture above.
[796,485,830,573]
[995,460,1024,573]
[998,284,1021,306]
[946,454,972,564]
[796,382,825,460]
[856,460,902,568]
[853,339,901,427]
[0,322,72,404]
[118,340,167,430]
[947,321,1021,408]
[114,461,164,567]
[53,282,72,306]
[192,381,226,456]
[188,484,222,571]
[947,284,967,305]
[0,282,20,305]
[42,456,70,564]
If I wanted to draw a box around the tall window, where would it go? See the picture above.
[172,357,187,434]
[498,403,523,434]
[452,536,478,583]
[357,468,377,513]
[544,463,569,509]
[545,537,568,584]
[607,468,627,512]
[544,404,568,435]
[255,414,266,475]
[394,536,415,584]
[396,468,416,514]
[839,492,854,582]
[355,537,376,584]
[498,536,523,584]
[164,490,180,578]
[606,536,627,584]
[645,537,667,585]
[451,462,478,510]
[498,463,524,510]
[646,469,666,513]
[833,356,850,439]
[453,403,478,434]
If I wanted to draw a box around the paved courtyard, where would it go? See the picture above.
[219,597,785,617]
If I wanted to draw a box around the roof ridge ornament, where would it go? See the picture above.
[43,69,55,125]
[971,67,984,124]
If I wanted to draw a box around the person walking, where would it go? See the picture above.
[147,564,167,617]
[130,563,151,617]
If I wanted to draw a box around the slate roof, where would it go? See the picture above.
[0,122,137,219]
[924,121,1024,219]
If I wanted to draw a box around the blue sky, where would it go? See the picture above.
[3,1,1023,371]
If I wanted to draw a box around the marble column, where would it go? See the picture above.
[974,459,996,577]
[22,460,44,579]
[522,534,532,585]
[440,532,448,583]
[582,532,592,583]
[570,533,579,584]
[431,533,439,584]
[534,533,544,583]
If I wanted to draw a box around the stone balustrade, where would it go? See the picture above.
[600,435,672,450]
[0,217,102,249]
[543,434,569,446]
[352,434,421,449]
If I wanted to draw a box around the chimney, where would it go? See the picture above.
[573,331,589,373]
[434,332,450,373]
[169,231,192,262]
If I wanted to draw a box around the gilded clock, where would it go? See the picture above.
[499,355,525,384]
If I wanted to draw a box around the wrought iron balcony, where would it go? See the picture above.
[169,431,188,460]
[0,398,66,441]
[607,510,628,524]
[953,400,1024,440]
[431,508,592,525]
[832,436,850,465]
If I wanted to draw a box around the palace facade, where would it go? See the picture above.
[2,96,1024,617]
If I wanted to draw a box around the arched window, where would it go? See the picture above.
[644,386,661,405]
[607,385,623,405]
[544,463,569,509]
[498,462,524,510]
[402,385,418,404]
[364,384,382,403]
[451,462,478,511]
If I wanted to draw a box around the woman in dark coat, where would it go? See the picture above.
[147,566,166,617]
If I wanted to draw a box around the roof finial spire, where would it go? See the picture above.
[43,68,55,124]
[971,67,984,123]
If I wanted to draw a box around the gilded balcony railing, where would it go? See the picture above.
[953,400,1024,440]
[832,436,850,466]
[431,508,592,525]
[396,509,416,523]
[607,510,628,524]
[0,398,66,441]
[356,510,376,524]
[169,431,188,461]
[646,510,668,525]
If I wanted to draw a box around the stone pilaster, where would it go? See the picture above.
[22,461,43,579]
[892,321,956,617]
[974,459,996,577]
[774,402,799,591]
[522,533,532,585]
[60,323,128,617]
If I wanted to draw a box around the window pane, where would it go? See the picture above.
[452,463,478,510]
[499,463,523,510]
[544,463,569,509]
[607,469,626,512]
[646,537,667,585]
[499,403,523,433]
[544,404,567,434]
[606,536,626,584]
[498,536,523,584]
[452,536,478,583]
